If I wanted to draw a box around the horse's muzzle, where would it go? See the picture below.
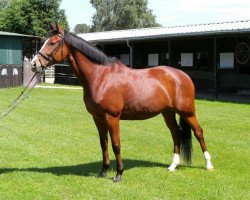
[31,55,46,73]
[31,62,44,74]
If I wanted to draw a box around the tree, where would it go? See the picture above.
[0,0,69,37]
[90,0,161,32]
[0,0,11,11]
[74,23,91,34]
[0,0,11,18]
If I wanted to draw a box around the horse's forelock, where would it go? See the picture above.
[47,29,59,38]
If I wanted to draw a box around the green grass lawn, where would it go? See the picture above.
[0,85,249,200]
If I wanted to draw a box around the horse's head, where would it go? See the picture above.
[31,24,68,73]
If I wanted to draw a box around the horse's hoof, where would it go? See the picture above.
[113,175,122,183]
[206,164,214,170]
[167,164,178,172]
[167,167,176,172]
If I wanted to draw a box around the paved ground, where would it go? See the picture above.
[35,85,82,90]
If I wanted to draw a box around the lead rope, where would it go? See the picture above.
[0,70,44,120]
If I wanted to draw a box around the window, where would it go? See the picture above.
[120,54,129,65]
[148,54,159,66]
[197,52,210,70]
[181,53,193,67]
[197,52,209,67]
[219,53,234,68]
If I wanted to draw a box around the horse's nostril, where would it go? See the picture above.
[32,62,36,67]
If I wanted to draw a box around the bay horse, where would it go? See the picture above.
[32,24,214,182]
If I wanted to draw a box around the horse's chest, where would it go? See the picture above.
[84,94,103,116]
[84,91,123,118]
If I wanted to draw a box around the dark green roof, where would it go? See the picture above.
[0,31,36,38]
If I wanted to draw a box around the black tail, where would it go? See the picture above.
[180,117,192,164]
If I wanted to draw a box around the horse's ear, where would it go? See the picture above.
[56,23,63,34]
[50,24,54,30]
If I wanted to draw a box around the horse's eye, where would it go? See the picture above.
[50,42,56,46]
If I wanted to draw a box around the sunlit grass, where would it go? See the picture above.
[0,85,249,199]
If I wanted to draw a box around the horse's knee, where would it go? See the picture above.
[112,144,121,154]
[199,126,204,134]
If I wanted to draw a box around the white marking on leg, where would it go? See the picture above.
[168,153,180,171]
[204,151,214,170]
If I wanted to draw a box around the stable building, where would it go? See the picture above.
[0,31,41,88]
[77,20,250,95]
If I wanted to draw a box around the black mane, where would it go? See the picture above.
[64,31,117,65]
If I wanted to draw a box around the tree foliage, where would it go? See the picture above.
[0,0,11,10]
[0,0,68,37]
[73,23,91,34]
[90,0,161,32]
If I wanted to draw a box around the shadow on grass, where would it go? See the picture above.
[0,159,204,177]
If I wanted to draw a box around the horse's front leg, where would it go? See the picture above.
[93,117,110,177]
[105,114,123,183]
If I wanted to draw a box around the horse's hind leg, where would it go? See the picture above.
[183,114,214,170]
[162,111,181,171]
[93,117,110,177]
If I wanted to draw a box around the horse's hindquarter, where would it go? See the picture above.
[162,66,196,114]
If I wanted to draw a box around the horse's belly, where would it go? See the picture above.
[120,111,160,120]
[120,94,170,120]
[120,101,165,120]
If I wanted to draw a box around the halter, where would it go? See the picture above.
[38,33,64,67]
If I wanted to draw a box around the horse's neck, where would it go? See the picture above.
[68,48,102,89]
